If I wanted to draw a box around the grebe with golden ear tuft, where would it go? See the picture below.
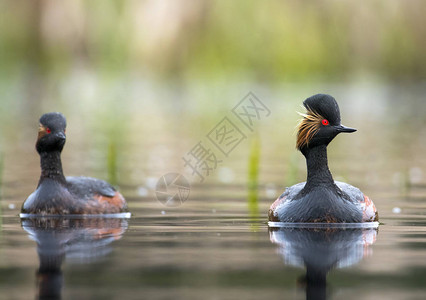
[269,94,378,223]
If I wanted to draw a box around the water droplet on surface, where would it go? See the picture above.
[265,183,277,198]
[137,187,148,196]
[217,167,235,183]
[392,207,401,214]
[145,177,158,190]
[409,167,423,184]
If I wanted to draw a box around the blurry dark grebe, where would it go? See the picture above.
[21,112,128,216]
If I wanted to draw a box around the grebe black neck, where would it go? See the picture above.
[302,144,334,190]
[36,112,67,185]
[39,151,66,185]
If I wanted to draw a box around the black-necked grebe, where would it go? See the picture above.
[269,94,378,223]
[22,112,128,215]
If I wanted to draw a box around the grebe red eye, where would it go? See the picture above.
[321,119,329,126]
[46,128,51,134]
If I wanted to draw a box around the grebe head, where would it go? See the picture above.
[296,94,356,151]
[36,112,67,154]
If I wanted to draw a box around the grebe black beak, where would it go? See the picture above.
[336,124,357,133]
[55,131,66,141]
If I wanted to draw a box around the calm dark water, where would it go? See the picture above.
[0,200,425,300]
[0,82,425,299]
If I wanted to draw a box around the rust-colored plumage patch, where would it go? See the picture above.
[296,107,324,149]
[92,191,127,213]
[362,195,379,222]
[268,195,286,222]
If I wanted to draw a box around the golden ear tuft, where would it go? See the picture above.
[296,108,324,149]
[38,124,47,139]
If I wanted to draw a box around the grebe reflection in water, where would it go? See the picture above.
[22,217,128,299]
[269,225,377,299]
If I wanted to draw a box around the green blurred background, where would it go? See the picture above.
[2,0,426,82]
[0,0,425,199]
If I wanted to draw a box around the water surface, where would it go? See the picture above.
[0,82,425,299]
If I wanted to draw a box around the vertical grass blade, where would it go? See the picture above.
[248,135,260,221]
[107,139,118,186]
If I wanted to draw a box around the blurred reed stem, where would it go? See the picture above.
[107,139,118,186]
[247,135,260,219]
